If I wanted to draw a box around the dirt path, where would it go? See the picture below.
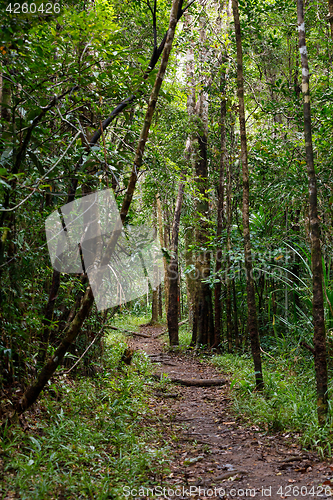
[130,325,333,500]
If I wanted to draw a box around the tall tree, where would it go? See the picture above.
[149,198,159,325]
[297,0,328,424]
[167,181,185,345]
[192,8,214,347]
[213,76,226,349]
[232,0,263,390]
[156,193,169,316]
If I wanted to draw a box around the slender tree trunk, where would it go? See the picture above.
[195,132,214,347]
[178,267,182,321]
[214,80,226,348]
[185,228,196,332]
[164,205,171,314]
[213,0,232,350]
[297,0,328,424]
[291,209,301,311]
[167,182,185,346]
[38,181,79,363]
[183,12,199,346]
[0,68,11,300]
[151,286,159,324]
[158,283,163,318]
[194,11,214,347]
[232,0,263,390]
[38,270,61,362]
[16,0,181,414]
[191,297,199,346]
[156,194,169,317]
[150,199,159,325]
[226,156,233,352]
[232,278,239,348]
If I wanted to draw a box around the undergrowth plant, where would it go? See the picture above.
[1,332,170,499]
[211,351,333,458]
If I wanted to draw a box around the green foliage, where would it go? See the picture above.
[211,351,333,457]
[2,0,333,478]
[1,333,169,499]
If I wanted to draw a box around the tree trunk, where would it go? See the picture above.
[195,132,214,347]
[16,0,181,414]
[38,181,79,363]
[185,227,196,331]
[163,205,171,314]
[225,154,233,352]
[193,11,214,347]
[297,0,328,424]
[291,209,301,311]
[232,0,263,390]
[213,0,232,350]
[157,194,168,317]
[38,270,61,362]
[150,199,159,325]
[167,181,185,346]
[213,79,226,348]
[158,283,163,318]
[232,278,239,348]
[150,289,159,324]
[0,67,11,300]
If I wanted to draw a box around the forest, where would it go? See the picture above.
[2,0,333,498]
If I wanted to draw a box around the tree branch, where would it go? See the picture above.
[13,86,78,175]
[89,0,192,146]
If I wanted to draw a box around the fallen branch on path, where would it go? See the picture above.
[152,319,189,338]
[154,391,179,398]
[195,470,248,487]
[108,325,151,338]
[151,373,226,387]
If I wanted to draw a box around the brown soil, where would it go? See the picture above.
[131,325,333,500]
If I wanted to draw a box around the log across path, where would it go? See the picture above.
[129,325,333,500]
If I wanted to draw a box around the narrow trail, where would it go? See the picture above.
[131,325,333,500]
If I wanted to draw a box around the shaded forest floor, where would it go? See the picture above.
[2,322,333,499]
[131,324,333,500]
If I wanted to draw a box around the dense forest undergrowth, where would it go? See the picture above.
[2,313,333,499]
[1,319,167,499]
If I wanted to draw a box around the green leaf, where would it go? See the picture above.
[0,179,11,189]
[28,151,44,175]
